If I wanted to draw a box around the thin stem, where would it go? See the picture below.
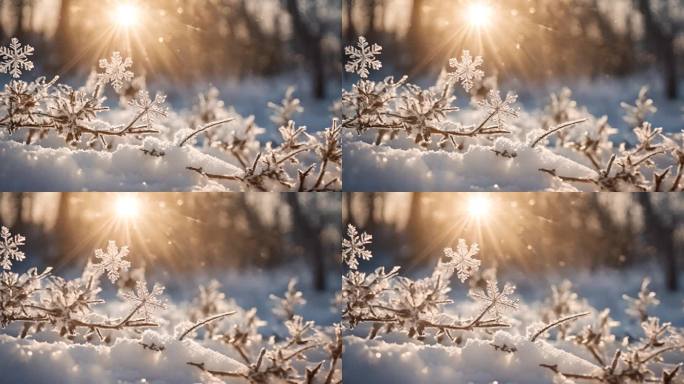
[178,311,236,341]
[531,119,588,148]
[530,312,590,342]
[178,118,234,147]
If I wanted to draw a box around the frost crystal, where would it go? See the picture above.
[92,240,131,283]
[97,52,133,91]
[0,38,34,78]
[469,279,519,317]
[129,90,168,127]
[345,36,382,79]
[120,279,167,320]
[448,50,484,92]
[478,90,520,129]
[0,226,26,270]
[342,224,373,270]
[442,239,481,283]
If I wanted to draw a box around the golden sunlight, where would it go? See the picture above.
[465,1,493,28]
[115,194,141,219]
[112,3,141,28]
[467,195,491,218]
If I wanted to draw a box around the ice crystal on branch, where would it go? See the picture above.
[342,224,373,270]
[0,38,34,78]
[623,277,660,322]
[129,90,168,128]
[469,279,519,318]
[345,36,382,78]
[0,226,25,270]
[448,50,484,92]
[270,278,305,321]
[478,89,520,129]
[92,240,131,283]
[120,279,167,320]
[442,239,481,283]
[97,52,134,92]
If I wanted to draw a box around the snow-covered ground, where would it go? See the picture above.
[0,227,341,383]
[342,39,684,192]
[341,225,684,384]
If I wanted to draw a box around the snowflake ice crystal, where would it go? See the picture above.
[478,90,520,129]
[120,279,167,320]
[0,226,25,270]
[93,240,131,283]
[345,36,382,79]
[97,52,134,91]
[469,278,519,318]
[448,50,484,92]
[129,90,168,128]
[442,239,481,283]
[0,38,34,78]
[342,224,373,270]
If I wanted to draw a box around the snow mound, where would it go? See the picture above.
[343,332,597,384]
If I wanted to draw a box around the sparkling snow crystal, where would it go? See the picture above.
[469,279,519,318]
[342,224,373,270]
[97,52,134,91]
[0,38,34,78]
[120,279,167,320]
[448,50,484,92]
[478,89,520,129]
[0,226,25,270]
[442,239,481,283]
[129,90,168,128]
[93,240,131,283]
[345,36,382,79]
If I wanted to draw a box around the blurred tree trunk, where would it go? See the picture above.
[14,0,26,40]
[406,192,423,257]
[344,0,355,43]
[284,0,326,99]
[366,193,377,230]
[637,194,678,291]
[366,0,377,40]
[287,194,326,291]
[53,0,71,68]
[53,193,71,265]
[406,0,424,60]
[636,0,678,100]
[344,193,354,226]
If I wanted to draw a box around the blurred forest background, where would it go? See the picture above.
[344,193,684,292]
[343,0,684,99]
[0,0,340,98]
[0,192,341,291]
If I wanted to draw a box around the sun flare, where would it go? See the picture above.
[115,194,141,219]
[467,195,491,218]
[112,3,141,28]
[466,2,493,28]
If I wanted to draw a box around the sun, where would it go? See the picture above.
[112,3,141,28]
[467,195,491,218]
[115,194,141,219]
[466,1,493,28]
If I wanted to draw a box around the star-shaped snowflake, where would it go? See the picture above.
[469,279,519,318]
[448,50,484,92]
[443,239,481,283]
[129,90,168,128]
[0,226,25,270]
[97,52,134,92]
[120,279,167,320]
[345,36,382,79]
[478,90,520,129]
[342,224,373,270]
[92,240,131,283]
[0,38,34,78]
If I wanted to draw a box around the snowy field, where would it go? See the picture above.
[342,38,684,192]
[0,227,341,383]
[341,225,684,384]
[0,40,341,192]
